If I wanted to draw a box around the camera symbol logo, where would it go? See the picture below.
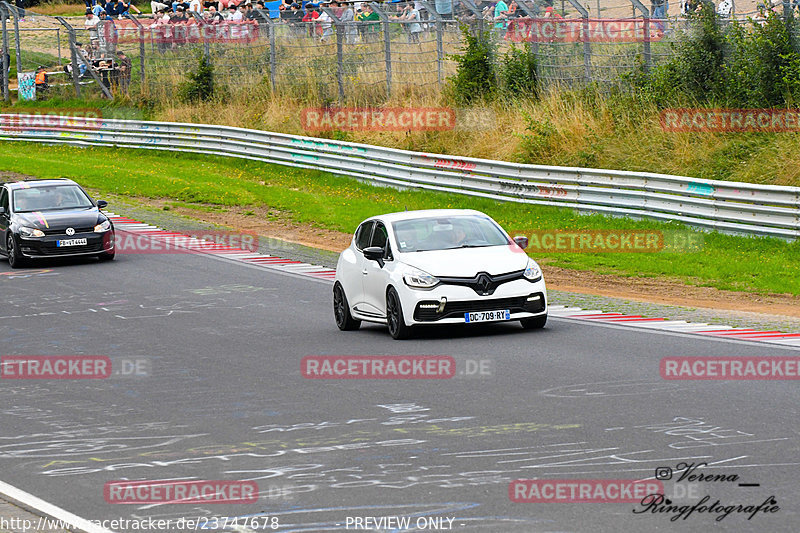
[655,467,673,481]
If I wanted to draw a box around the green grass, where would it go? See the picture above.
[1,141,798,295]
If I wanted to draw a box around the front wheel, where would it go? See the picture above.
[386,287,413,340]
[520,314,547,330]
[7,235,26,269]
[98,249,115,261]
[333,283,361,331]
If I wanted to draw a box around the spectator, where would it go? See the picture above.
[493,0,509,29]
[34,66,48,93]
[357,3,379,41]
[15,0,25,21]
[92,3,105,16]
[116,50,132,93]
[340,1,357,43]
[318,4,333,41]
[172,0,190,11]
[391,2,421,44]
[117,0,142,17]
[207,4,224,20]
[189,0,203,13]
[104,0,118,16]
[151,0,169,12]
[85,9,101,40]
[203,0,218,9]
[302,5,321,37]
[651,0,668,19]
[234,3,246,20]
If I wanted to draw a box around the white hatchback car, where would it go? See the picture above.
[333,209,547,339]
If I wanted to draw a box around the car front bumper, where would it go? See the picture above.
[397,278,548,326]
[18,231,115,259]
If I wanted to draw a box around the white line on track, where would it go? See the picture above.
[0,479,115,533]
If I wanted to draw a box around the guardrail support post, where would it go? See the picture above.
[56,16,81,98]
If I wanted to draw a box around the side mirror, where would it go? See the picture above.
[97,200,108,209]
[513,236,529,249]
[363,246,385,267]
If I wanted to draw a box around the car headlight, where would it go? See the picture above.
[94,220,111,233]
[523,258,542,281]
[403,267,440,289]
[19,226,45,238]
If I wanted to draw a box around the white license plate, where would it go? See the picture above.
[464,310,511,323]
[57,239,88,247]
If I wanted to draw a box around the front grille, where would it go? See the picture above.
[414,292,546,321]
[438,270,526,296]
[42,226,95,236]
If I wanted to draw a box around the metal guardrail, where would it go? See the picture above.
[1,114,798,239]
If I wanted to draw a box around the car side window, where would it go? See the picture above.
[370,222,393,260]
[355,221,375,251]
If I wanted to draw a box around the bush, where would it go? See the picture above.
[179,53,216,103]
[447,25,497,104]
[501,43,539,99]
[725,11,800,107]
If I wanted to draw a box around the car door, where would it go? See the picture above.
[0,187,9,254]
[346,219,374,312]
[361,220,393,317]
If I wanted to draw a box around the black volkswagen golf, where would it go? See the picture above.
[0,178,115,268]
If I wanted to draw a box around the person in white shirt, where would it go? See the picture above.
[189,0,202,12]
[231,3,245,20]
[84,10,101,42]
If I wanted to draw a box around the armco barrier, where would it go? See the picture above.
[1,115,798,239]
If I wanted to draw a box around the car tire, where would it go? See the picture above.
[520,314,547,330]
[98,249,115,261]
[386,287,413,340]
[333,283,361,331]
[7,235,26,269]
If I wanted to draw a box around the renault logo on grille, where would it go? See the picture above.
[477,274,491,294]
[66,227,75,236]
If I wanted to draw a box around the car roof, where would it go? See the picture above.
[3,178,78,191]
[368,209,488,225]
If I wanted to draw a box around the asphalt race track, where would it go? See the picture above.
[1,248,799,533]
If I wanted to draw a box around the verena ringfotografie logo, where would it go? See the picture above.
[104,480,258,504]
[661,357,800,380]
[302,356,456,379]
[661,109,800,132]
[1,356,111,379]
[115,230,260,254]
[301,108,456,132]
[509,479,664,503]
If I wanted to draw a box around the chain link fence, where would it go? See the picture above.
[1,0,798,101]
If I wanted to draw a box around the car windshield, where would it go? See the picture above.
[12,185,94,213]
[392,215,509,253]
